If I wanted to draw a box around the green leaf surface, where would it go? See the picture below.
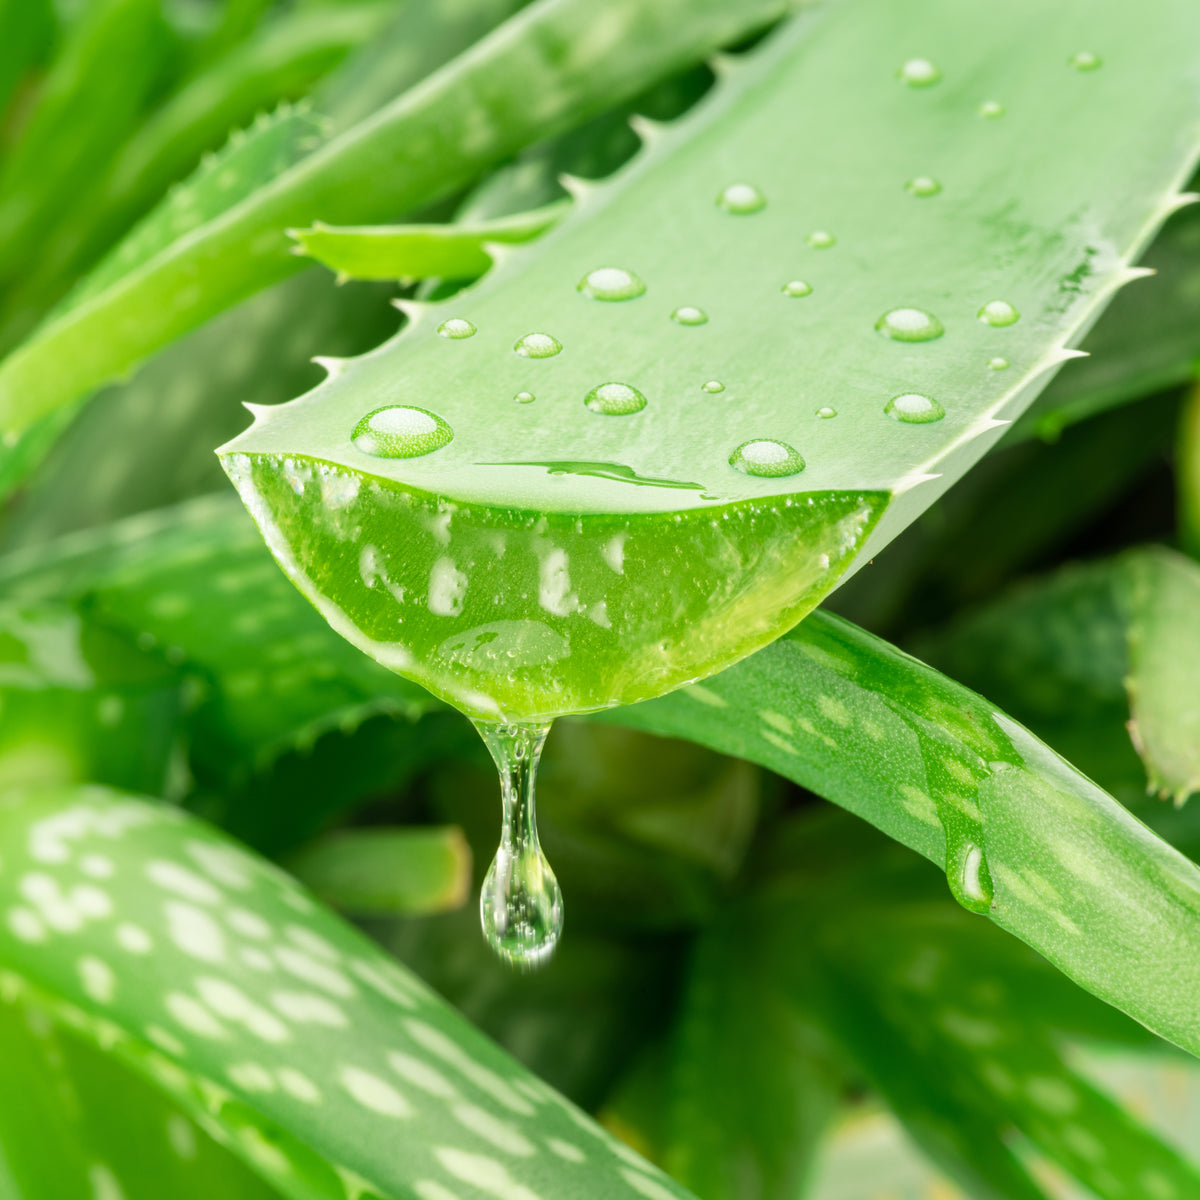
[0,0,55,128]
[1181,382,1200,558]
[0,0,797,439]
[601,607,1200,1059]
[0,786,697,1200]
[291,202,570,282]
[285,827,472,916]
[222,0,1200,722]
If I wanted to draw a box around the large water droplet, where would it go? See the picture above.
[515,391,536,404]
[899,58,941,87]
[352,405,453,458]
[437,317,476,339]
[729,439,805,477]
[979,100,1005,119]
[671,306,708,325]
[781,280,813,297]
[947,839,994,914]
[1069,50,1101,71]
[513,332,562,358]
[585,382,647,416]
[876,307,944,342]
[816,406,837,419]
[577,267,646,302]
[701,380,725,394]
[885,393,945,423]
[475,722,562,968]
[806,230,836,249]
[977,299,1020,327]
[716,182,766,215]
[905,176,941,197]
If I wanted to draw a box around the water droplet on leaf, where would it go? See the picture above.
[885,393,945,423]
[905,176,941,197]
[806,230,836,249]
[977,299,1020,327]
[513,332,562,358]
[671,306,708,325]
[514,391,536,404]
[729,439,805,477]
[437,317,476,339]
[899,58,941,87]
[816,406,837,419]
[352,406,454,457]
[1070,51,1101,71]
[876,307,944,342]
[716,182,766,214]
[987,357,1009,371]
[577,267,646,302]
[701,380,725,394]
[584,382,647,416]
[979,100,1005,119]
[781,280,813,297]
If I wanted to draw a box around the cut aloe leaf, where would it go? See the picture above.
[291,201,570,282]
[0,786,699,1200]
[223,0,1200,721]
[602,608,1200,1060]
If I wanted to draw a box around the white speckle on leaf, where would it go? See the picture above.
[147,861,222,905]
[271,990,347,1027]
[227,908,271,939]
[406,1020,533,1114]
[547,1139,585,1163]
[228,1061,277,1093]
[167,1115,197,1160]
[387,1051,458,1098]
[196,977,290,1043]
[186,841,253,890]
[78,956,116,1004]
[7,907,46,943]
[452,1103,535,1156]
[621,1167,677,1200]
[435,1148,540,1200]
[276,947,354,996]
[165,992,228,1040]
[340,1066,412,1117]
[277,1067,321,1103]
[166,902,226,964]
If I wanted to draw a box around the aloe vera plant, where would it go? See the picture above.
[2,1,1200,1198]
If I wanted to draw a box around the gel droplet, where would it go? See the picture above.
[948,839,994,914]
[475,722,562,968]
[816,406,837,419]
[352,405,454,458]
[585,382,647,416]
[513,332,562,358]
[905,176,941,197]
[717,182,766,215]
[781,280,813,297]
[729,439,804,478]
[577,267,646,302]
[885,393,945,424]
[671,306,708,325]
[987,357,1009,371]
[979,100,1005,119]
[977,299,1020,327]
[876,307,944,342]
[806,230,836,249]
[437,317,476,339]
[899,58,940,87]
[701,380,725,394]
[1070,51,1101,71]
[515,391,536,404]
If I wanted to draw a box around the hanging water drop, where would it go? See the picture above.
[437,317,476,339]
[806,230,836,249]
[1069,51,1101,71]
[577,266,646,301]
[816,405,837,419]
[352,406,454,458]
[514,391,536,404]
[947,839,994,914]
[979,100,1005,119]
[701,380,725,394]
[729,439,805,477]
[898,58,941,87]
[716,182,766,214]
[475,722,563,968]
[671,306,708,325]
[885,392,945,423]
[781,280,813,297]
[584,381,647,416]
[876,307,944,342]
[977,299,1020,327]
[905,176,941,197]
[513,332,562,358]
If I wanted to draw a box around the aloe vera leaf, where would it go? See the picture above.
[291,201,570,282]
[0,786,698,1200]
[0,995,283,1200]
[284,826,471,915]
[1182,381,1200,558]
[602,606,1200,1059]
[0,0,800,440]
[222,0,1200,722]
[0,0,55,130]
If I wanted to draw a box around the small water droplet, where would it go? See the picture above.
[577,267,646,302]
[815,406,837,419]
[1069,51,1101,72]
[885,393,945,424]
[514,391,536,403]
[987,357,1009,371]
[437,317,476,339]
[781,280,813,297]
[513,332,562,358]
[876,307,944,342]
[475,722,562,969]
[729,439,805,478]
[701,380,725,394]
[352,406,453,458]
[905,176,941,197]
[948,839,994,913]
[584,382,647,416]
[977,299,1020,327]
[671,306,708,325]
[979,100,1005,119]
[716,182,766,215]
[806,230,836,249]
[899,58,941,87]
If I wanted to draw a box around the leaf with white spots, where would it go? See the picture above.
[0,786,699,1200]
